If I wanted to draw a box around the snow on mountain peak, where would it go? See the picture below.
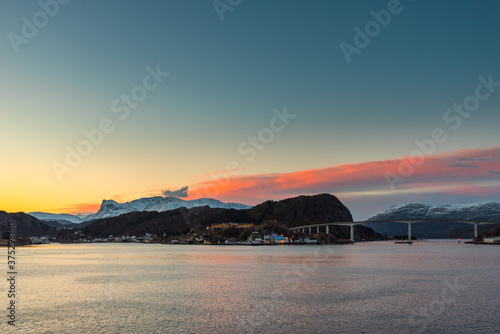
[28,212,85,224]
[28,196,252,224]
[84,196,252,221]
[367,201,500,221]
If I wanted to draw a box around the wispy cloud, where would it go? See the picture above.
[57,146,500,218]
[459,157,489,161]
[453,164,478,168]
[162,186,189,198]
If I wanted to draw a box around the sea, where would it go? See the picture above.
[5,241,499,333]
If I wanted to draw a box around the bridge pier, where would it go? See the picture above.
[408,223,412,244]
[291,220,499,245]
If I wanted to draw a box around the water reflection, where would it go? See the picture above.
[10,242,500,333]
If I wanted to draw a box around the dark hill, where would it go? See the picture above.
[250,194,353,227]
[82,205,255,237]
[82,206,222,237]
[81,194,381,241]
[0,211,56,239]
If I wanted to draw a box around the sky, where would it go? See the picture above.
[1,0,499,220]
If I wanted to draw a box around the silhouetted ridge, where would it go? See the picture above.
[82,194,355,237]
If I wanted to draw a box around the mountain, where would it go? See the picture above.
[250,194,353,227]
[0,211,56,238]
[29,196,252,223]
[85,196,252,221]
[366,202,500,238]
[28,212,85,224]
[82,206,217,237]
[367,201,500,221]
[81,194,381,241]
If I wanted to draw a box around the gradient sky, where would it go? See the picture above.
[1,0,499,220]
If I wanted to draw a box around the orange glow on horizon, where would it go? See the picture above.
[50,202,102,215]
[14,145,500,215]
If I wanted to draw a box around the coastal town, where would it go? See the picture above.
[23,222,320,245]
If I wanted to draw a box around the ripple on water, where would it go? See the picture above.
[11,242,500,333]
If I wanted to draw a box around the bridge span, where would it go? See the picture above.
[289,220,500,243]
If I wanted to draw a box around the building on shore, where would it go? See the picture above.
[483,236,500,243]
[211,222,254,229]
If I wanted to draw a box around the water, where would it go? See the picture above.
[6,241,499,333]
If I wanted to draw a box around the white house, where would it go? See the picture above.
[483,236,500,243]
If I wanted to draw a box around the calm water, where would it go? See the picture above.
[6,241,500,334]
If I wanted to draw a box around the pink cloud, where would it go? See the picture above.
[187,146,500,205]
[56,146,500,218]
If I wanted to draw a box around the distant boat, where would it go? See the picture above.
[245,238,264,245]
[303,238,317,244]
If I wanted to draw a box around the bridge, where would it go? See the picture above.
[289,220,500,243]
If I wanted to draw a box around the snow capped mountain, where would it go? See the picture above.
[28,197,252,223]
[84,196,252,221]
[28,212,85,224]
[367,201,500,222]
